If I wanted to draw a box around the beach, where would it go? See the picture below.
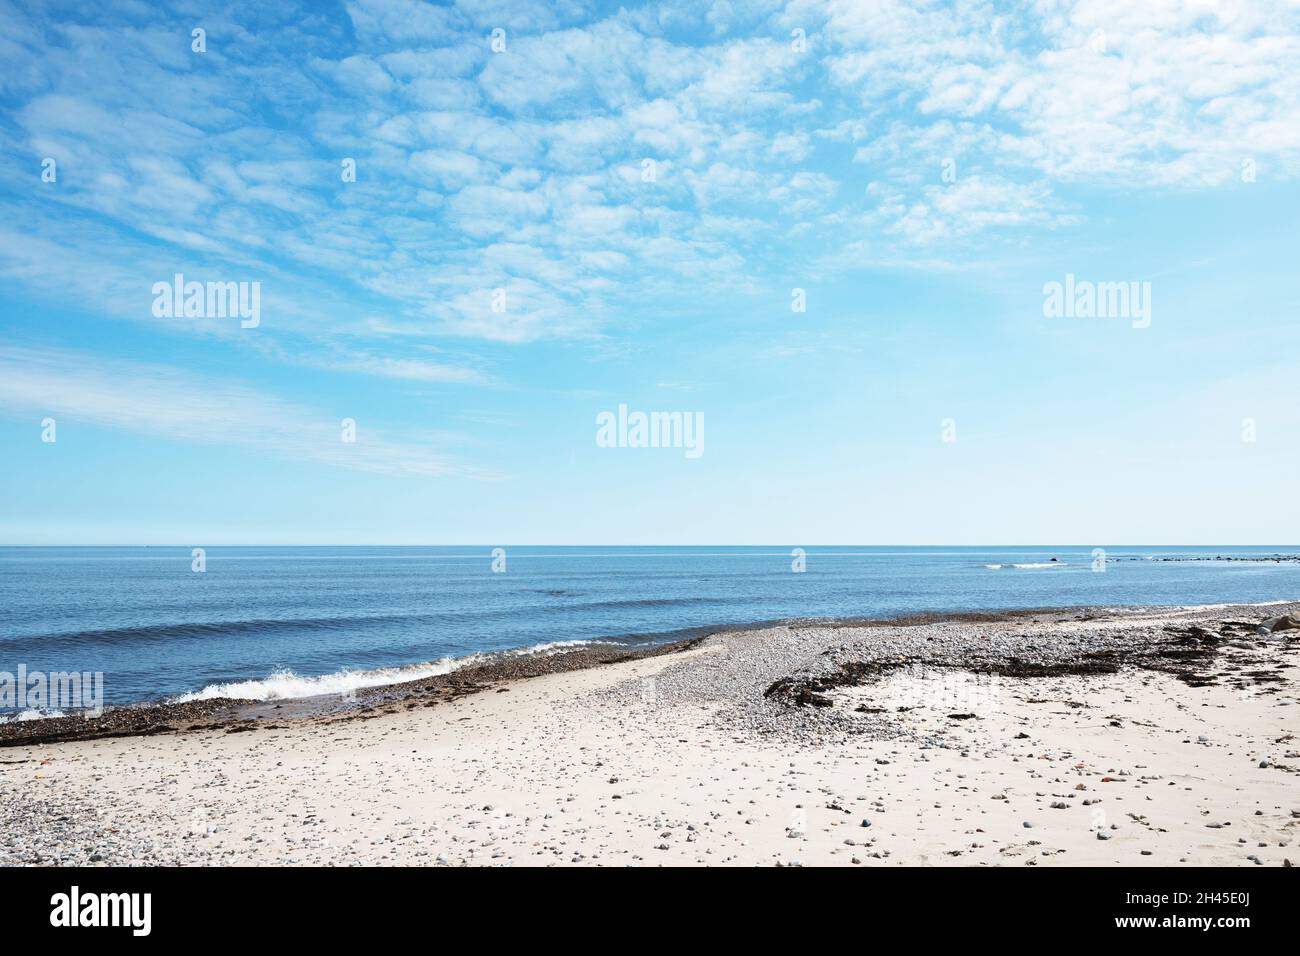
[2,603,1297,866]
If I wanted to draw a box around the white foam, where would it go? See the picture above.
[984,564,1004,569]
[170,638,608,703]
[0,708,65,723]
[1170,599,1293,612]
[1011,562,1065,569]
[502,639,595,655]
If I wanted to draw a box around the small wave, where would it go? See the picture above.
[1171,599,1294,612]
[3,613,420,649]
[170,638,610,703]
[170,661,467,703]
[0,708,66,724]
[2,600,716,650]
[984,564,1004,569]
[1011,562,1065,569]
[501,639,598,655]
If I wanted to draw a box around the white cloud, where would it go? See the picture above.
[324,353,489,385]
[4,0,1299,366]
[0,346,494,478]
[817,0,1300,186]
[409,148,497,188]
[867,175,1076,244]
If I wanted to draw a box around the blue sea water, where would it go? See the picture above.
[1,545,1297,709]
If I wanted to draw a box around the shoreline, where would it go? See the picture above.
[0,635,708,748]
[2,601,1295,748]
[0,603,1153,748]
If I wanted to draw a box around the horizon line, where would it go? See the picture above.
[3,543,1299,550]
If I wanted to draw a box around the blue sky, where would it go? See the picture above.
[1,0,1298,545]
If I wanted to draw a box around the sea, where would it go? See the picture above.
[1,545,1296,713]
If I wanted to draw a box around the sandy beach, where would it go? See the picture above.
[2,603,1297,867]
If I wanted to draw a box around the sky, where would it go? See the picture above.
[1,0,1298,545]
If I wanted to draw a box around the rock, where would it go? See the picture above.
[1022,821,1033,829]
[860,819,872,828]
[1256,614,1299,636]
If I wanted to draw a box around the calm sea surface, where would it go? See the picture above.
[1,546,1297,709]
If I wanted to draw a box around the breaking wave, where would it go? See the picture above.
[169,638,609,703]
[0,708,66,723]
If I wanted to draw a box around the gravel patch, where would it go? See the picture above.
[597,603,1300,744]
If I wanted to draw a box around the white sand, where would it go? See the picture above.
[4,627,1297,866]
